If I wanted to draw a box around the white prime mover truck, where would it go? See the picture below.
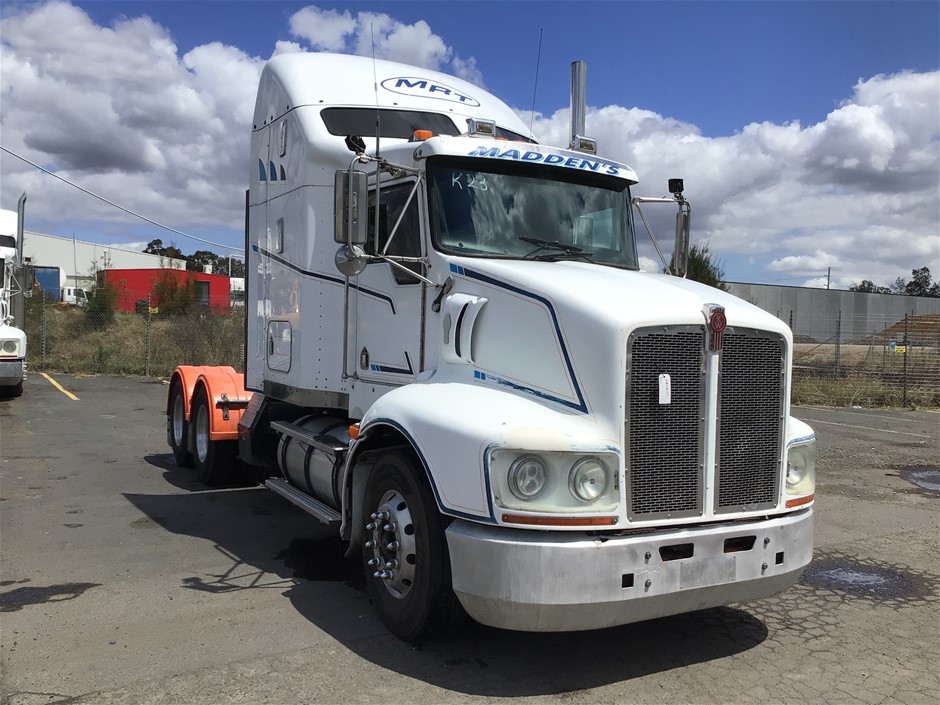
[0,196,29,398]
[167,53,816,641]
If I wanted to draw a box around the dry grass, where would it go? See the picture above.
[792,372,940,409]
[26,303,244,377]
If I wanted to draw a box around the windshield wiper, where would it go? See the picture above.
[519,235,594,262]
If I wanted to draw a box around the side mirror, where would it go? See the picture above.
[334,244,368,277]
[22,264,35,295]
[334,170,368,245]
[673,208,690,278]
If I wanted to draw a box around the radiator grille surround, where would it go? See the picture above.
[626,326,786,522]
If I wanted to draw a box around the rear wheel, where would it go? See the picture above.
[192,385,235,486]
[361,449,465,643]
[169,378,193,467]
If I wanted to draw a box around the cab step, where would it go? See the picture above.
[265,477,341,526]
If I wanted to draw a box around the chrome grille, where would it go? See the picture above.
[626,326,786,522]
[626,329,705,520]
[716,331,785,512]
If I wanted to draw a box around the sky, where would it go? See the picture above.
[0,0,937,288]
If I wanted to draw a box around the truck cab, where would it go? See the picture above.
[0,204,27,398]
[168,53,815,641]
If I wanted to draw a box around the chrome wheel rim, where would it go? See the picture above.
[365,490,417,599]
[195,404,209,463]
[172,393,185,446]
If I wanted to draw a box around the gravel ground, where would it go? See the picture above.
[1,375,937,705]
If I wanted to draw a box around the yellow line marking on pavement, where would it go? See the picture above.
[41,373,80,400]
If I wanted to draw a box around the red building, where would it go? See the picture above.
[101,268,232,313]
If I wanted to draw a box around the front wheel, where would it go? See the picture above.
[0,381,23,398]
[191,385,235,486]
[361,449,465,643]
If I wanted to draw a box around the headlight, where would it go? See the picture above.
[1,340,17,354]
[508,456,548,500]
[569,457,610,502]
[491,449,620,514]
[786,438,816,499]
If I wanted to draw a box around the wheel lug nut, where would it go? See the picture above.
[367,558,377,567]
[365,522,375,531]
[386,541,399,551]
[385,560,398,570]
[365,540,375,548]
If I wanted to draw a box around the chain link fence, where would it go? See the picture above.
[22,289,940,408]
[24,290,245,378]
[789,311,940,408]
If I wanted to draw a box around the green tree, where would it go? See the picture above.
[673,242,728,291]
[144,238,184,262]
[849,279,891,294]
[153,272,196,315]
[905,267,939,297]
[851,267,939,297]
[187,249,221,273]
[86,275,118,328]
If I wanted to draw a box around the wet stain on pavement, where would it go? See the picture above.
[64,523,84,529]
[0,582,100,612]
[898,467,940,495]
[801,551,939,607]
[0,579,31,587]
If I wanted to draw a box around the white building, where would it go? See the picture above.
[21,230,186,289]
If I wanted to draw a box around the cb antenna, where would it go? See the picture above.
[371,23,380,159]
[528,28,543,136]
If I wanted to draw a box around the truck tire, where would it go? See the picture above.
[169,378,193,468]
[361,449,465,643]
[191,385,235,486]
[1,382,23,398]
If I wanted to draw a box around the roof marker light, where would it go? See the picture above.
[467,118,496,137]
[411,130,433,141]
[571,135,598,155]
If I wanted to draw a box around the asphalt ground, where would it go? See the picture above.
[1,375,938,705]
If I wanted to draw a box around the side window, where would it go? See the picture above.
[368,182,422,285]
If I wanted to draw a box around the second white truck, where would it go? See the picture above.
[167,53,816,641]
[0,197,28,398]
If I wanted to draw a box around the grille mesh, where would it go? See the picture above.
[716,333,784,511]
[626,327,786,521]
[627,331,704,519]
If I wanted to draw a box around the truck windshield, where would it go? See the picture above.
[427,157,638,268]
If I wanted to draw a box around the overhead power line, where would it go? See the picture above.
[0,145,241,252]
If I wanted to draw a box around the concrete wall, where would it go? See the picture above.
[727,282,940,343]
[22,231,186,290]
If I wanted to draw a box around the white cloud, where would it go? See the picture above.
[768,251,840,272]
[289,6,355,52]
[527,68,938,287]
[0,1,936,289]
[288,6,469,76]
[0,0,263,248]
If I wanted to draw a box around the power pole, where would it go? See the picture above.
[826,267,831,290]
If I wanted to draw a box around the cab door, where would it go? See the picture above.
[352,178,425,385]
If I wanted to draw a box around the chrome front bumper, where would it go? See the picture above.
[446,508,813,632]
[0,360,24,386]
